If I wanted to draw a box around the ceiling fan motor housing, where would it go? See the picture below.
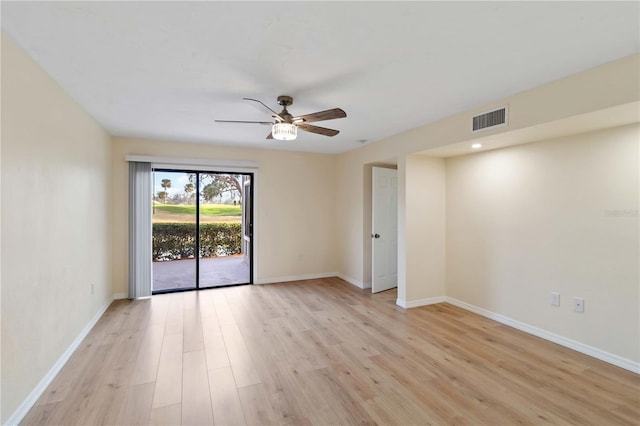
[276,95,294,122]
[277,95,293,107]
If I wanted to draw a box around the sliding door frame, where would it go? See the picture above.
[151,168,254,294]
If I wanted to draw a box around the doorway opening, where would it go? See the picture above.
[151,169,253,293]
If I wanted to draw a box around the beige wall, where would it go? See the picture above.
[1,35,113,423]
[111,138,338,294]
[335,154,364,285]
[445,124,639,362]
[401,155,446,304]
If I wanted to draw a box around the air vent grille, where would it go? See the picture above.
[472,106,508,132]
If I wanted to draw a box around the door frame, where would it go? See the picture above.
[151,168,254,293]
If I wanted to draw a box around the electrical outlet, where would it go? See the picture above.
[550,292,560,306]
[573,297,584,313]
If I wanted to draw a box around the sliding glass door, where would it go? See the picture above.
[151,169,252,293]
[198,173,250,288]
[152,171,197,291]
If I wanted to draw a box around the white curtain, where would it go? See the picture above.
[128,161,152,298]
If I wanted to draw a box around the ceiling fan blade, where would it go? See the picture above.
[266,132,274,140]
[243,98,284,121]
[215,120,273,125]
[292,108,346,123]
[297,123,340,137]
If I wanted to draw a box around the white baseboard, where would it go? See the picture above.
[255,272,337,285]
[6,296,114,426]
[396,296,446,308]
[336,273,366,289]
[445,297,640,374]
[256,272,369,290]
[113,292,128,300]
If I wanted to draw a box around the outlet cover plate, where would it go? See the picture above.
[573,297,585,313]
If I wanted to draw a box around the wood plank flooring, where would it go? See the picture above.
[21,278,639,425]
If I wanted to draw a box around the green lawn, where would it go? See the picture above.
[153,203,241,216]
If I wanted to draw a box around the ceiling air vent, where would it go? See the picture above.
[472,106,508,132]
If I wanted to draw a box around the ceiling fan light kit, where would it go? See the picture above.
[215,95,347,142]
[272,122,297,140]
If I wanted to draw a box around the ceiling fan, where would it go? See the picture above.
[215,96,347,141]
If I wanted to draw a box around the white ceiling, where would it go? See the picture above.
[2,2,638,154]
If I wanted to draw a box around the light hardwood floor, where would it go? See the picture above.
[22,278,639,425]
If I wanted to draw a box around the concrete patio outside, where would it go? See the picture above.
[152,255,250,291]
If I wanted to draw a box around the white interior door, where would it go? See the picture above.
[372,167,398,293]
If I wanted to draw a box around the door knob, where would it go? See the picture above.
[373,233,380,239]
